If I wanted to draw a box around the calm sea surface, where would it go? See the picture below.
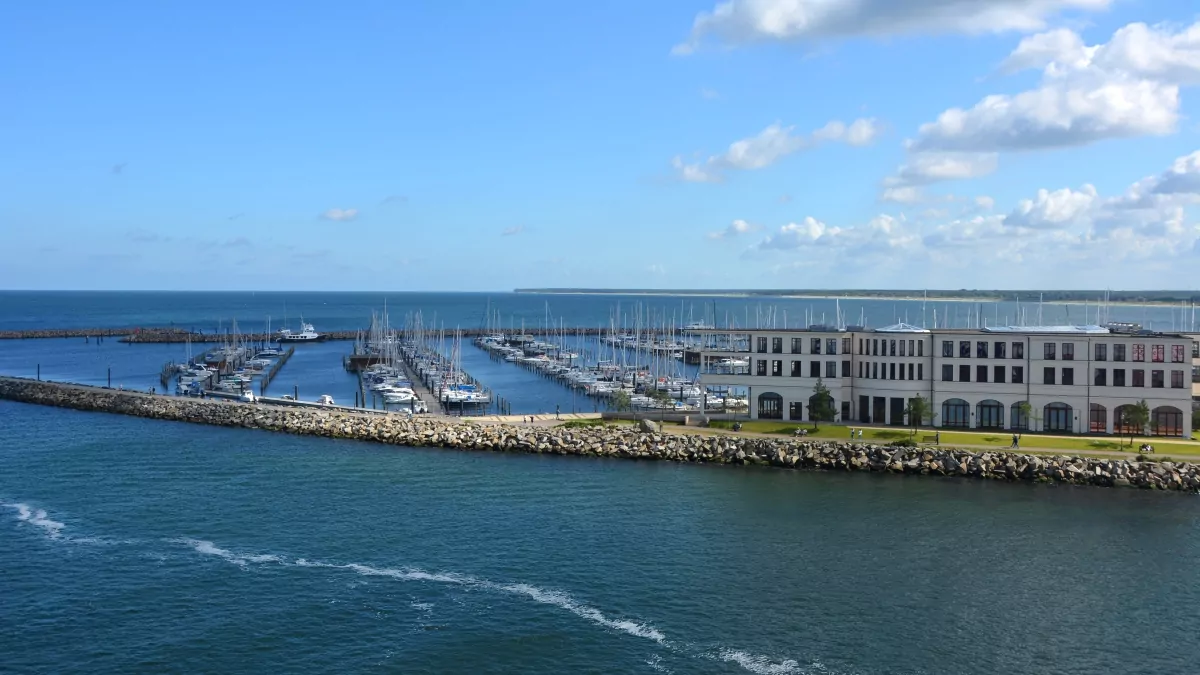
[3,292,1200,674]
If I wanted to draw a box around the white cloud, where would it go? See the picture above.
[913,20,1200,154]
[1004,184,1098,229]
[674,118,879,182]
[754,150,1200,272]
[501,225,525,236]
[673,0,1110,54]
[882,153,998,195]
[881,186,924,204]
[321,208,359,222]
[708,219,763,239]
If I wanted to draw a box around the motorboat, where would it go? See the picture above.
[317,394,335,406]
[277,319,324,342]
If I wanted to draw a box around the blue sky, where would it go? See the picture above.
[1,0,1198,291]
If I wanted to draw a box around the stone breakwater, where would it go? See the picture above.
[1,377,1196,492]
[0,327,185,340]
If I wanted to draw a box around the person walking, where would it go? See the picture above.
[849,427,855,439]
[1010,433,1019,449]
[857,429,863,440]
[935,431,940,445]
[555,404,560,420]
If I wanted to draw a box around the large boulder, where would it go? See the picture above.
[637,418,660,434]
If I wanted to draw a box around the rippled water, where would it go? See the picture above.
[3,400,1200,674]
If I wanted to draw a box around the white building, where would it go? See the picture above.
[695,324,1193,438]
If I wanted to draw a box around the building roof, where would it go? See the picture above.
[981,325,1110,334]
[876,322,930,333]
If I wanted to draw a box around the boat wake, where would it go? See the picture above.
[181,539,839,674]
[4,503,843,675]
[4,502,65,539]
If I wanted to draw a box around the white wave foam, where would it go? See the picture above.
[496,582,667,644]
[6,503,65,539]
[646,654,672,673]
[411,602,434,611]
[719,649,805,675]
[176,540,817,674]
[174,538,283,567]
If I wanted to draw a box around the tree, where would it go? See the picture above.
[806,378,836,431]
[1121,399,1151,447]
[903,395,932,437]
[1193,408,1200,436]
[611,390,632,413]
[1015,400,1034,438]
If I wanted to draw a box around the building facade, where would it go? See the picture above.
[696,325,1193,438]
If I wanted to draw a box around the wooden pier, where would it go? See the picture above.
[0,327,680,342]
[259,346,295,395]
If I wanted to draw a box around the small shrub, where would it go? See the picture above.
[888,438,917,448]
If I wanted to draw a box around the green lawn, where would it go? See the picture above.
[707,420,1200,455]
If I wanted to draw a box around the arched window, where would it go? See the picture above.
[1010,402,1029,431]
[976,400,1003,429]
[1043,402,1073,432]
[1113,405,1140,435]
[1152,406,1183,437]
[757,392,783,420]
[941,398,969,428]
[1089,403,1107,433]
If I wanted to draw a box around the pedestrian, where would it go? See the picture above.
[1010,433,1019,449]
[935,431,940,445]
[849,427,855,439]
[857,429,863,439]
[555,404,560,420]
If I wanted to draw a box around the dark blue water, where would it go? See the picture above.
[3,401,1199,674]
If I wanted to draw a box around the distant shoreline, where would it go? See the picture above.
[513,289,1200,308]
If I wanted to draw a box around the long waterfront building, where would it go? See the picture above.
[695,324,1197,438]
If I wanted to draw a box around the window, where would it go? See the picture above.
[872,362,879,379]
[756,360,767,376]
[811,338,822,354]
[1094,368,1106,386]
[908,363,915,380]
[1044,367,1056,385]
[977,341,988,358]
[1171,344,1185,363]
[942,364,953,381]
[771,337,783,354]
[1062,343,1074,361]
[1151,369,1164,388]
[942,399,970,428]
[898,364,904,380]
[842,338,851,355]
[771,359,782,376]
[917,364,923,380]
[872,339,879,356]
[1012,366,1024,384]
[1133,369,1144,387]
[826,361,838,378]
[1095,343,1107,361]
[791,360,803,377]
[995,341,1006,359]
[942,340,953,357]
[959,341,970,358]
[810,361,821,378]
[857,361,863,378]
[959,364,971,382]
[994,365,1005,383]
[889,339,896,357]
[1043,403,1073,432]
[756,337,767,353]
[857,338,864,355]
[1194,341,1200,358]
[1132,343,1144,362]
[1114,344,1126,361]
[827,338,838,356]
[889,363,896,380]
[792,337,803,354]
[841,360,850,377]
[1152,344,1164,363]
[789,401,804,421]
[976,365,988,383]
[1114,369,1125,387]
[1062,367,1074,386]
[918,341,924,357]
[1013,342,1024,359]
[899,340,906,357]
[1044,342,1056,360]
[1090,403,1107,433]
[1171,370,1185,388]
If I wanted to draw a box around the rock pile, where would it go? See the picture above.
[2,377,1196,492]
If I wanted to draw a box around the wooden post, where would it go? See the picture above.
[294,384,298,401]
[107,368,111,387]
[37,364,40,381]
